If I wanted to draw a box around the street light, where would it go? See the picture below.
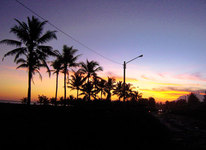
[123,54,143,102]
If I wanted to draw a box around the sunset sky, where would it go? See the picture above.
[0,0,206,102]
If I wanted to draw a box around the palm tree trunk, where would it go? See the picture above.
[77,89,79,100]
[101,90,103,100]
[88,90,91,101]
[27,69,32,105]
[107,91,111,101]
[67,71,69,97]
[64,68,67,102]
[55,72,59,106]
[87,75,90,101]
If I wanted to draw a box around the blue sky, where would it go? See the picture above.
[0,0,206,101]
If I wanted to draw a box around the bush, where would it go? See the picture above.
[37,95,49,105]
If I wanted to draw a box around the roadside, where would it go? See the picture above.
[153,112,206,149]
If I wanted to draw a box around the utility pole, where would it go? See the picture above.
[123,61,126,102]
[123,55,143,102]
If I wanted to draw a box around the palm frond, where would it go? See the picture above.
[13,47,27,62]
[16,58,27,64]
[2,47,26,61]
[0,39,21,47]
[41,59,51,77]
[11,20,29,43]
[35,69,43,81]
[16,63,28,69]
[38,31,57,44]
[37,45,56,56]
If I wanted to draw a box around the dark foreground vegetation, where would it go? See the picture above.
[156,93,206,149]
[0,101,178,150]
[159,93,206,120]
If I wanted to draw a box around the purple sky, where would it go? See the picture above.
[1,0,206,101]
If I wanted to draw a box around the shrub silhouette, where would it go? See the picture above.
[21,97,28,104]
[188,93,200,106]
[38,95,49,105]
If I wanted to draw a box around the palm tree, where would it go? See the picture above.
[96,78,106,100]
[59,45,80,101]
[124,83,134,101]
[0,16,57,105]
[51,56,62,105]
[130,90,142,102]
[80,81,95,101]
[79,60,103,100]
[105,77,115,101]
[113,81,124,101]
[92,75,102,100]
[68,71,86,100]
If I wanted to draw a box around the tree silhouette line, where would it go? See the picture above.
[156,92,206,114]
[1,16,142,105]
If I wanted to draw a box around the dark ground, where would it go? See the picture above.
[0,102,194,150]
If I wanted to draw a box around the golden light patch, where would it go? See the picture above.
[139,89,190,102]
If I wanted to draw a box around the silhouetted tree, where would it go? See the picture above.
[203,91,206,103]
[59,45,80,101]
[68,71,86,100]
[188,93,200,106]
[148,97,156,111]
[65,95,75,105]
[50,97,56,106]
[130,90,142,102]
[92,76,101,100]
[124,83,134,101]
[0,16,57,105]
[176,99,187,107]
[21,97,28,104]
[96,78,107,100]
[113,81,123,101]
[38,95,49,105]
[79,60,103,100]
[51,55,62,106]
[80,81,95,101]
[105,77,115,101]
[59,96,64,106]
[138,98,149,107]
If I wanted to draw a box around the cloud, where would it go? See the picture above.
[151,86,205,93]
[148,81,182,86]
[140,72,171,81]
[158,73,166,78]
[141,75,155,80]
[140,71,206,84]
[174,72,206,82]
[103,71,138,82]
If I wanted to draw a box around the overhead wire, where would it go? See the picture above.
[15,0,122,65]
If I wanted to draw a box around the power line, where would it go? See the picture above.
[15,0,122,65]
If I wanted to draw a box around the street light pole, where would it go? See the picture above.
[123,55,143,102]
[123,61,126,102]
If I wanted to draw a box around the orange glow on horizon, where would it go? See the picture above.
[0,66,201,103]
[139,89,190,102]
